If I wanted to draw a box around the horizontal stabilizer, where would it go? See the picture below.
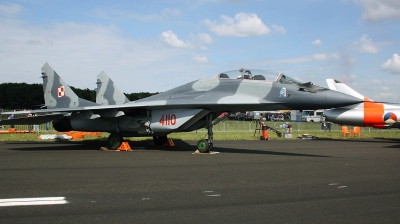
[0,114,64,125]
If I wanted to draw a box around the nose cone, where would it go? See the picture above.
[323,89,364,108]
[292,88,363,110]
[324,109,340,123]
[324,107,364,126]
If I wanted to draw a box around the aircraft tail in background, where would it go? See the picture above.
[96,71,130,105]
[326,79,371,101]
[41,63,99,109]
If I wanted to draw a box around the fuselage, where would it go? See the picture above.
[324,102,400,129]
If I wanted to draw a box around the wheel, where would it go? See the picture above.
[197,139,209,153]
[153,135,168,146]
[108,133,123,150]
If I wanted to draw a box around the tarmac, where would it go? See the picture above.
[0,138,399,223]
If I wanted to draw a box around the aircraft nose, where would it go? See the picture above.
[323,109,338,122]
[324,89,363,108]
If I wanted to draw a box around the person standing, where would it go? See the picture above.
[8,114,14,128]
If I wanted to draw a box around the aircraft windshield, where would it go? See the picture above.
[276,73,303,85]
[217,69,278,81]
[217,69,303,85]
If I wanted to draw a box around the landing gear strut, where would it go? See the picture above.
[197,114,214,153]
[153,135,168,146]
[108,132,123,150]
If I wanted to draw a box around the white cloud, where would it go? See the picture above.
[354,34,379,54]
[160,30,192,48]
[92,7,181,22]
[0,3,22,18]
[194,56,209,63]
[330,53,340,60]
[160,31,213,50]
[195,33,213,44]
[382,53,400,74]
[0,17,211,93]
[356,0,400,22]
[313,54,327,61]
[372,79,387,85]
[271,24,286,34]
[203,12,273,37]
[162,8,181,17]
[312,39,322,46]
[193,33,213,50]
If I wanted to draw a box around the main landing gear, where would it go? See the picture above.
[107,133,169,150]
[108,132,123,150]
[153,135,168,146]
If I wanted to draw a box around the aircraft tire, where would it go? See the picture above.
[197,139,209,153]
[153,135,168,146]
[108,133,123,150]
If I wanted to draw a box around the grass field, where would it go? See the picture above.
[0,120,399,142]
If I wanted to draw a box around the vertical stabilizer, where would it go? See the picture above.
[96,71,130,105]
[41,63,99,108]
[326,79,370,101]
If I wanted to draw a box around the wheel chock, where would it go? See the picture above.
[163,139,175,147]
[117,142,132,151]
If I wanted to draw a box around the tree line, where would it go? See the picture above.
[0,83,157,110]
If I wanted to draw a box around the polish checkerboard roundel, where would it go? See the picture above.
[57,86,65,97]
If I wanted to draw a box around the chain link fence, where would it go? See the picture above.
[0,115,398,135]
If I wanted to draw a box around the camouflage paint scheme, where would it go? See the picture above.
[1,63,363,150]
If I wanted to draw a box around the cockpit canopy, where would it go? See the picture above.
[217,68,304,84]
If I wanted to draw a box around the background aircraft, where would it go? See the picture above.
[0,64,362,152]
[324,79,400,129]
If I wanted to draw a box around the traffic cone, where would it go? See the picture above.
[117,142,132,151]
[163,139,175,147]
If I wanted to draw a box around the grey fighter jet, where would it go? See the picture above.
[0,64,363,152]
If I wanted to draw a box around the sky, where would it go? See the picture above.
[0,0,400,102]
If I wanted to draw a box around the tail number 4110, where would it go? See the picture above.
[159,114,177,126]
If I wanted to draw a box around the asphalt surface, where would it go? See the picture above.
[0,138,399,223]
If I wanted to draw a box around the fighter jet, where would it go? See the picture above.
[0,64,363,152]
[324,79,400,129]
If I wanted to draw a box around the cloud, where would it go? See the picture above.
[195,33,213,44]
[160,31,213,50]
[356,0,400,22]
[203,12,274,37]
[0,3,22,18]
[92,7,181,22]
[160,30,192,48]
[313,54,327,61]
[381,53,400,74]
[194,56,209,63]
[271,24,285,34]
[354,34,379,54]
[312,39,322,46]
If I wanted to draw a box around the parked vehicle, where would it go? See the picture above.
[301,110,325,122]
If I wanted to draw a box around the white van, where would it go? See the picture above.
[301,110,325,122]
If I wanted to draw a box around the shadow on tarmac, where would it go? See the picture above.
[4,139,333,158]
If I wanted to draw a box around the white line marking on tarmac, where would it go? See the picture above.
[0,197,68,207]
[337,186,347,189]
